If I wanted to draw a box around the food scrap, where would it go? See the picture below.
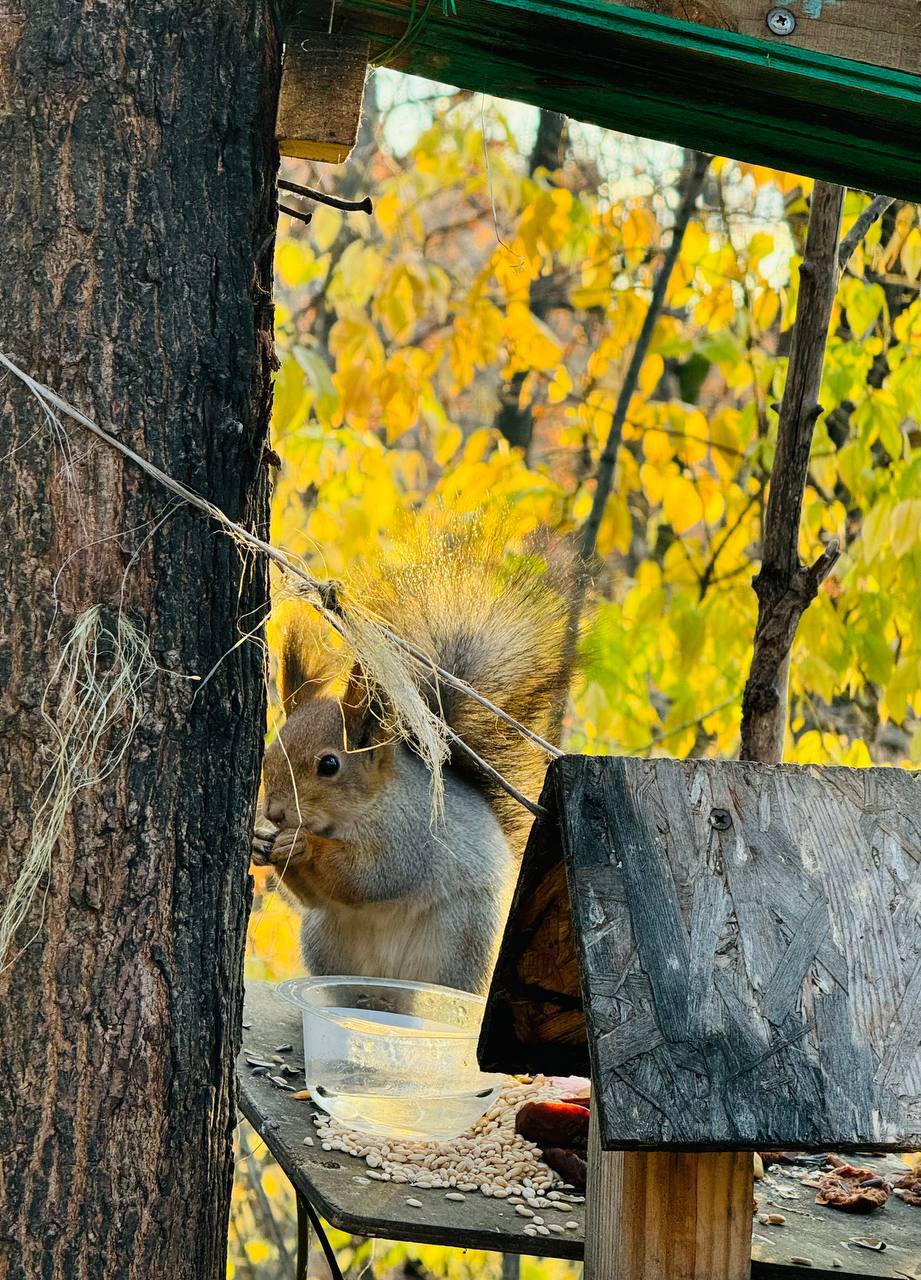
[515,1089,590,1191]
[894,1173,921,1207]
[814,1159,890,1213]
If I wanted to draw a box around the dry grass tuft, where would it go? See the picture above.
[0,607,155,969]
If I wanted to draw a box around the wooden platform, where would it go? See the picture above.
[239,981,921,1279]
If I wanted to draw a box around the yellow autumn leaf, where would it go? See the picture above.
[752,288,780,334]
[747,232,775,269]
[311,204,343,252]
[433,422,463,465]
[901,227,921,282]
[643,426,673,465]
[638,353,664,398]
[572,487,593,521]
[680,220,710,265]
[374,191,401,234]
[623,206,656,250]
[597,496,632,556]
[502,302,562,373]
[547,363,573,404]
[329,240,385,309]
[275,239,320,288]
[662,473,705,533]
[695,285,736,331]
[891,499,921,558]
[244,1240,273,1264]
[665,254,695,307]
[843,280,886,339]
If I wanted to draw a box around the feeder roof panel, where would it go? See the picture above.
[480,755,921,1152]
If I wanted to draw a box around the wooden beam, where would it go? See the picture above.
[609,0,920,74]
[585,1110,753,1280]
[281,0,921,200]
[277,33,369,163]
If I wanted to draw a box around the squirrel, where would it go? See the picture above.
[252,517,568,994]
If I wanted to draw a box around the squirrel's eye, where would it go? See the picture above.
[316,754,340,778]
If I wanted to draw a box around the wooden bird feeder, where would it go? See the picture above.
[279,0,921,198]
[277,31,369,162]
[479,755,921,1279]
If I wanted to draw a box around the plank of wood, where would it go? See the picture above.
[608,0,921,73]
[549,756,921,1151]
[585,1108,753,1280]
[277,33,369,162]
[240,981,921,1279]
[280,0,921,203]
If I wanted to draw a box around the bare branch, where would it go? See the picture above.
[838,194,895,271]
[740,181,845,764]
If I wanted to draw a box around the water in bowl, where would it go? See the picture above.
[306,1005,502,1140]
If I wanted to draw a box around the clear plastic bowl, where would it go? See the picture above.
[278,975,505,1141]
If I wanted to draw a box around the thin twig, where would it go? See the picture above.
[580,152,712,563]
[0,354,558,824]
[548,151,711,739]
[279,178,372,215]
[838,194,895,271]
[444,726,545,818]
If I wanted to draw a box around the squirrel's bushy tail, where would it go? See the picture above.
[355,512,570,852]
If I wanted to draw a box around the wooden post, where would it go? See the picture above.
[277,32,369,162]
[585,1111,752,1280]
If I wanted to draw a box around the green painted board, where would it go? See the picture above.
[282,0,921,199]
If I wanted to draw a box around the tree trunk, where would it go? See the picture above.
[739,181,844,763]
[0,4,279,1278]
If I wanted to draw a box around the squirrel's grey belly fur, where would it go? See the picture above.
[299,749,514,993]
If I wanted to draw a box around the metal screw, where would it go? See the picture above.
[709,808,733,831]
[766,6,796,35]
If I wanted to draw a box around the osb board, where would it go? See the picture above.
[482,756,921,1152]
[612,0,921,73]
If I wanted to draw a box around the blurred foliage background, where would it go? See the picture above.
[230,63,921,1278]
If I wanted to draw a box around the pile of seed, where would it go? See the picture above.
[309,1074,587,1221]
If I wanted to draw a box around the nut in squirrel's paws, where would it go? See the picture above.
[252,823,310,868]
[252,824,280,867]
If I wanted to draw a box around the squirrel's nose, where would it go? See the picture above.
[264,796,287,825]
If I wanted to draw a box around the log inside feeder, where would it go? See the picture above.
[479,755,921,1279]
[277,33,369,163]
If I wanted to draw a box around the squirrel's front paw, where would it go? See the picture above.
[252,823,309,869]
[251,824,279,867]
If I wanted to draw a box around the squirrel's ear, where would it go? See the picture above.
[341,667,389,752]
[279,618,339,713]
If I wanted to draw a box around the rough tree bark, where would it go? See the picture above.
[739,182,844,763]
[0,4,279,1278]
